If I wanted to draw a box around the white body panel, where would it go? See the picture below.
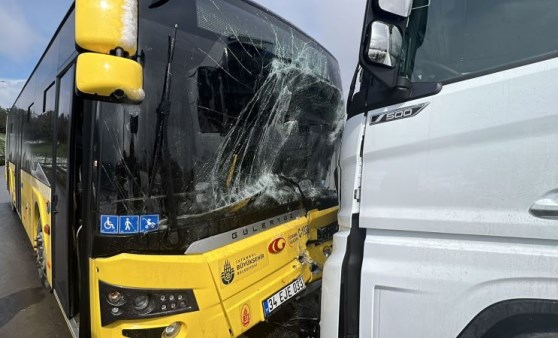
[338,114,367,230]
[323,58,558,338]
[320,230,349,336]
[320,112,366,335]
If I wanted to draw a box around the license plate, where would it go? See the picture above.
[263,276,306,317]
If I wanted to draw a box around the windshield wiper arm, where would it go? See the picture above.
[147,24,180,241]
[278,174,311,212]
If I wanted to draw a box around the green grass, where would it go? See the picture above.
[29,142,53,156]
[0,133,5,160]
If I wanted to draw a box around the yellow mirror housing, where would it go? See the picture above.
[76,53,145,103]
[75,0,138,55]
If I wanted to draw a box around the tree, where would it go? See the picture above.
[0,106,7,134]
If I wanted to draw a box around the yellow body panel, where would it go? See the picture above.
[90,255,231,338]
[20,170,33,240]
[75,0,138,55]
[16,168,53,286]
[90,207,338,337]
[31,178,53,286]
[7,162,16,208]
[76,53,145,102]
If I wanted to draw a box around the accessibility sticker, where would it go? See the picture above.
[140,215,159,233]
[100,215,119,234]
[119,215,139,234]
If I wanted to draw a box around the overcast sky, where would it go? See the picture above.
[0,0,366,108]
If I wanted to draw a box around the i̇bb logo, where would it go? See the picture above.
[268,237,286,254]
[241,304,251,327]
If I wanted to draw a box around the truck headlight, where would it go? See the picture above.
[99,282,199,326]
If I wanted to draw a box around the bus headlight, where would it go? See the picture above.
[99,282,199,326]
[107,290,125,306]
[133,294,150,312]
[162,322,182,338]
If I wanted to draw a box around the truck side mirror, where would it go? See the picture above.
[357,0,413,89]
[348,0,440,113]
[76,53,145,103]
[378,0,413,18]
[75,0,144,104]
[366,22,403,68]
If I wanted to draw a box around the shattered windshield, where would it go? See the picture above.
[95,0,344,252]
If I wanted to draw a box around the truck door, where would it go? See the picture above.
[331,1,558,337]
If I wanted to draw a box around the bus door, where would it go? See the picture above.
[52,65,79,318]
[15,106,27,213]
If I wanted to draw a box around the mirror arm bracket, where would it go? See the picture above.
[348,81,441,118]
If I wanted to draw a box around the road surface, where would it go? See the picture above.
[0,167,70,337]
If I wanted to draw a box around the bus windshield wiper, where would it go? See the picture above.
[278,174,311,212]
[147,24,180,244]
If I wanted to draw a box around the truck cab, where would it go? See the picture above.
[323,0,558,337]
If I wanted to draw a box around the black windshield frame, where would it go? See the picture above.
[91,0,344,257]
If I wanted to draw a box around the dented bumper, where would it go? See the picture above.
[89,207,337,337]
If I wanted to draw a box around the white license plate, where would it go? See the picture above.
[263,276,306,317]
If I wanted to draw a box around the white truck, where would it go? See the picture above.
[322,0,558,337]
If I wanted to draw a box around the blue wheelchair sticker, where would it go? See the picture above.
[100,215,119,234]
[119,215,139,234]
[140,215,159,233]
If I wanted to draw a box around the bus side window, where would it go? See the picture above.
[29,83,56,186]
[8,122,13,162]
[22,103,35,171]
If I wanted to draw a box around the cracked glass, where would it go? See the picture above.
[95,0,344,252]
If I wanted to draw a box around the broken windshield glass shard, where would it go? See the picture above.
[196,43,344,212]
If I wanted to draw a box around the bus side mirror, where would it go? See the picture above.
[75,0,138,55]
[75,0,144,104]
[377,0,413,18]
[76,53,145,103]
[366,21,403,68]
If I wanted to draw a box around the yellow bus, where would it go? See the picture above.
[6,0,343,337]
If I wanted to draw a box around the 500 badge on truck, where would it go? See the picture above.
[369,103,429,125]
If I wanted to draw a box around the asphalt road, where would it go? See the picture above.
[0,168,70,337]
